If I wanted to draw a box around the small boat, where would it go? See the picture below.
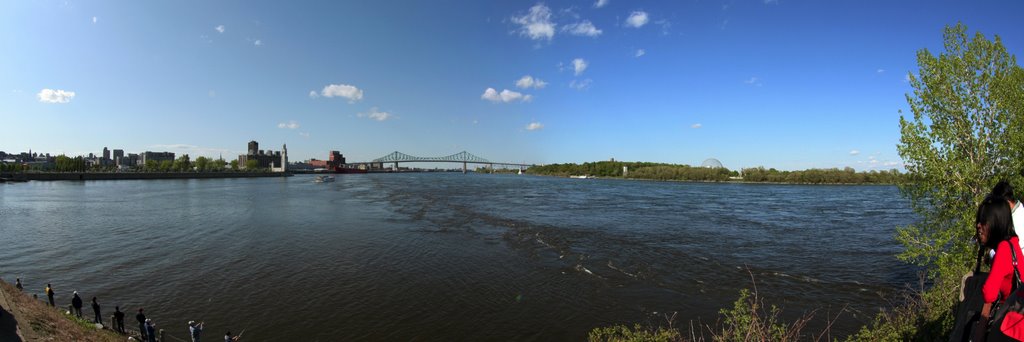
[569,175,590,179]
[518,169,523,175]
[313,175,336,183]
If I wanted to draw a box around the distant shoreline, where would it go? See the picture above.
[0,172,291,182]
[528,174,900,186]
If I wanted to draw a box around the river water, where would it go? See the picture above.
[0,174,917,340]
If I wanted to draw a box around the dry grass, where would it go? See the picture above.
[1,279,124,342]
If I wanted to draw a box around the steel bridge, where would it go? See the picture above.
[368,151,533,172]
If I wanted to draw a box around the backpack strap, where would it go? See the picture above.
[1008,239,1023,291]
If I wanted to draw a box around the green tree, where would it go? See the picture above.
[230,160,239,171]
[194,156,210,171]
[173,155,192,171]
[865,23,1024,339]
[211,158,226,172]
[245,159,259,171]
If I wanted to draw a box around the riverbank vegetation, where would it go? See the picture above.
[588,23,1024,341]
[1,154,268,173]
[856,22,1024,340]
[0,279,122,342]
[589,275,832,342]
[527,161,904,184]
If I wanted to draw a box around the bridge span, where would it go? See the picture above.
[354,151,534,172]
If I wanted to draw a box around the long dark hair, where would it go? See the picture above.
[978,194,1015,250]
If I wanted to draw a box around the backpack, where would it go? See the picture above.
[949,247,989,342]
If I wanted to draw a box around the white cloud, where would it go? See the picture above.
[876,69,885,74]
[482,88,500,101]
[37,88,76,103]
[358,107,393,121]
[764,0,778,4]
[308,90,319,98]
[883,161,901,167]
[635,49,646,57]
[562,21,602,37]
[299,132,310,138]
[515,75,547,89]
[320,84,364,103]
[572,58,588,76]
[625,11,649,28]
[92,16,97,24]
[511,3,555,41]
[594,0,609,8]
[526,122,544,131]
[691,123,702,129]
[744,77,762,86]
[569,79,592,90]
[849,150,860,156]
[277,121,300,129]
[254,39,263,47]
[654,19,672,35]
[215,25,225,33]
[481,88,533,103]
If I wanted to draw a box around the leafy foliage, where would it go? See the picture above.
[896,23,1024,277]
[741,167,903,184]
[588,324,681,342]
[870,23,1024,339]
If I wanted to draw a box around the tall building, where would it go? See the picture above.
[238,141,287,172]
[310,150,346,169]
[113,149,125,166]
[127,153,140,167]
[329,151,345,167]
[102,147,110,160]
[248,141,259,156]
[141,151,175,164]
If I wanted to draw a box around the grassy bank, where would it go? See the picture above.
[0,279,123,342]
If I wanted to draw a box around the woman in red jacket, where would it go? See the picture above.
[977,194,1024,340]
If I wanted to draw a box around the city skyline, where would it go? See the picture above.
[2,1,1023,171]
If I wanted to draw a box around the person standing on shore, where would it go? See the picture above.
[45,283,54,306]
[189,320,204,342]
[145,319,157,342]
[15,278,23,291]
[971,195,1024,341]
[71,291,83,318]
[114,306,126,333]
[136,308,147,340]
[991,181,1024,242]
[91,297,101,324]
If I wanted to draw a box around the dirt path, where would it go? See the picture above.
[0,282,27,342]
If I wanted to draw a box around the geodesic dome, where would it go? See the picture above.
[701,158,724,168]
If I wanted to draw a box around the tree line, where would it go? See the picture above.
[2,155,265,173]
[740,166,904,184]
[527,161,905,184]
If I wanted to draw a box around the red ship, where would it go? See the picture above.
[331,166,368,174]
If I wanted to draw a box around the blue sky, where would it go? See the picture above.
[2,1,1022,171]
